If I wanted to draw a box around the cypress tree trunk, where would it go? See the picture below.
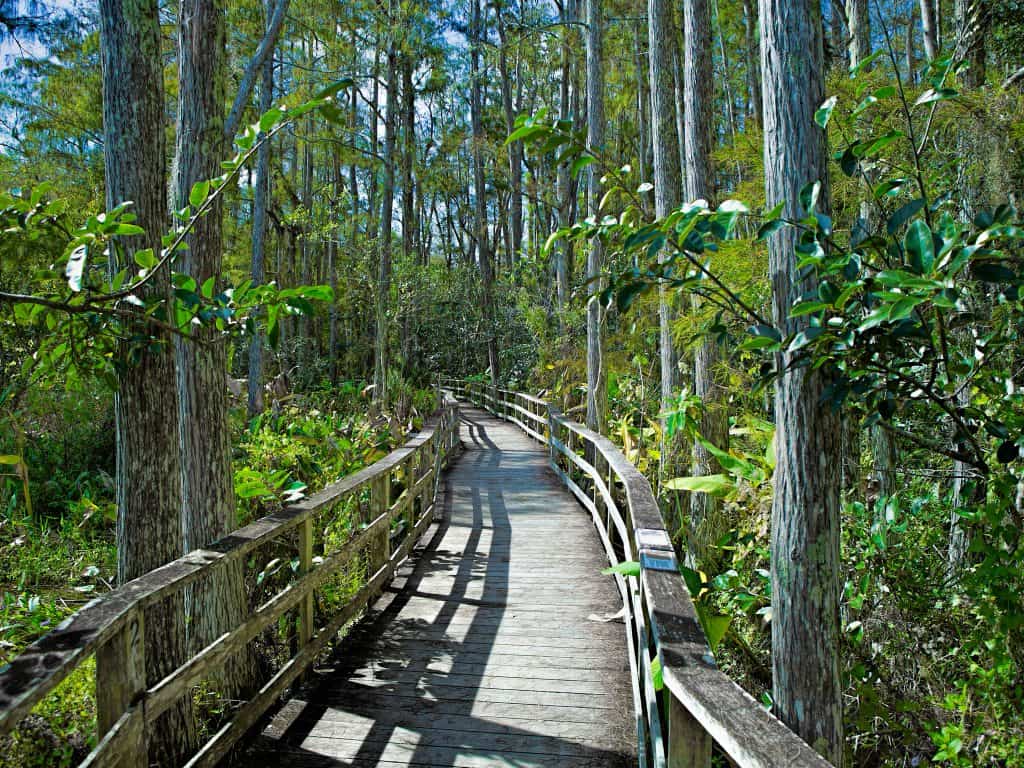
[98,0,196,762]
[585,0,606,434]
[685,0,729,569]
[375,14,398,402]
[743,0,763,127]
[955,0,987,88]
[497,2,523,262]
[470,0,500,384]
[905,3,918,84]
[173,0,256,701]
[920,0,939,60]
[759,0,844,761]
[248,0,275,418]
[648,0,682,462]
[847,0,870,69]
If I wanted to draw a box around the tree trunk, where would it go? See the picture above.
[743,0,763,127]
[470,0,500,384]
[955,0,987,88]
[375,16,398,402]
[247,0,275,418]
[585,0,606,434]
[649,0,682,466]
[847,0,870,69]
[759,0,843,762]
[830,0,847,70]
[497,2,523,262]
[98,1,196,763]
[920,0,939,60]
[173,0,256,703]
[906,2,918,84]
[555,0,578,321]
[685,0,728,569]
[401,52,416,258]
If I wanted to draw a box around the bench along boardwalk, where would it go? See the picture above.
[0,384,834,767]
[249,406,635,766]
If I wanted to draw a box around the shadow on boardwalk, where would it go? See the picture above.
[247,409,634,768]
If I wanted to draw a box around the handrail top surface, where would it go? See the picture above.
[446,380,833,768]
[0,400,458,736]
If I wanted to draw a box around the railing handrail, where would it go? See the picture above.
[446,378,832,768]
[0,396,462,767]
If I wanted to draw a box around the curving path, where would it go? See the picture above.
[249,406,635,767]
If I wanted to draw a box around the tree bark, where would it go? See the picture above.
[585,0,606,434]
[375,14,398,401]
[905,2,918,84]
[247,0,275,418]
[684,0,728,569]
[743,0,763,128]
[759,0,843,762]
[847,0,870,69]
[470,0,500,384]
[920,0,939,61]
[555,0,578,321]
[401,51,416,259]
[649,0,682,456]
[497,1,524,262]
[173,0,256,702]
[955,0,987,88]
[98,0,196,762]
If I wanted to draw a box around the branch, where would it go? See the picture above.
[223,0,291,141]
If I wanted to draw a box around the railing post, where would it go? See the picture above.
[298,516,315,649]
[96,607,146,761]
[370,472,390,571]
[667,691,712,768]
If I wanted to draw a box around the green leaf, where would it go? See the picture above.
[887,199,925,235]
[134,248,157,269]
[602,560,641,577]
[915,87,958,106]
[189,180,211,209]
[905,219,935,274]
[0,455,21,465]
[650,655,664,691]
[314,77,354,100]
[695,606,731,652]
[258,106,286,132]
[663,474,733,495]
[814,96,837,129]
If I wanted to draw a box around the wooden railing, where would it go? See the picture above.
[0,397,461,767]
[447,379,832,768]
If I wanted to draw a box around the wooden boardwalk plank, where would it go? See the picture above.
[250,407,634,767]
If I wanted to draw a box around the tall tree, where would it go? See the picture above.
[920,0,939,60]
[743,0,763,128]
[375,13,399,400]
[847,0,870,68]
[173,0,255,698]
[497,0,524,262]
[470,0,500,384]
[248,0,276,418]
[685,0,728,567]
[585,0,605,434]
[759,0,843,761]
[97,0,195,761]
[906,2,918,83]
[648,0,682,456]
[955,0,988,88]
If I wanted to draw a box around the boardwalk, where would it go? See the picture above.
[249,406,636,767]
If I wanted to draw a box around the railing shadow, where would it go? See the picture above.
[248,407,632,767]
